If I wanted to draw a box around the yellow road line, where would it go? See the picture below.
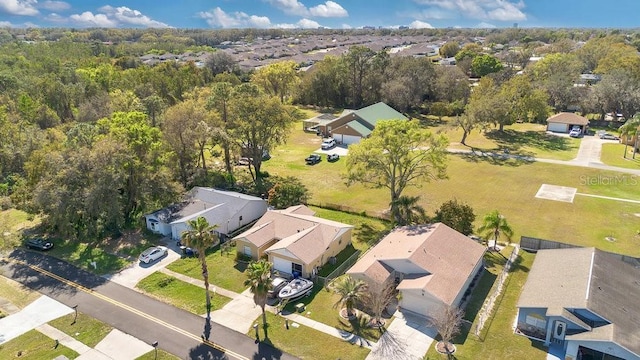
[6,258,249,360]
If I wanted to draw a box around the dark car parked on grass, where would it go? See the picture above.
[305,154,322,165]
[25,238,54,251]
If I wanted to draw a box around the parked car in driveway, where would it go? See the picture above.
[25,238,54,251]
[327,153,340,162]
[305,154,322,165]
[139,246,168,264]
[569,126,582,138]
[321,137,336,150]
[599,132,619,140]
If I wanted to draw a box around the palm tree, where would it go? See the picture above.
[181,216,219,316]
[619,115,640,159]
[477,210,513,250]
[244,259,273,329]
[333,276,367,318]
[390,195,428,226]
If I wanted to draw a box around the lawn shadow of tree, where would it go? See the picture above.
[414,113,450,129]
[335,312,381,345]
[455,150,534,167]
[485,129,575,153]
[356,223,390,247]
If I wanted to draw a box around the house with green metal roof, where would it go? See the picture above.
[311,102,407,145]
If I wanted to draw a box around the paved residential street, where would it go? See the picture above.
[1,249,299,360]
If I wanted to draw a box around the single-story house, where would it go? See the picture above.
[144,187,267,241]
[305,102,407,145]
[346,223,486,318]
[546,113,589,133]
[233,205,353,278]
[621,124,640,152]
[516,247,640,360]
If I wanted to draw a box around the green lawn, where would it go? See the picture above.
[426,119,581,161]
[1,208,40,231]
[136,272,232,315]
[136,349,181,360]
[248,312,370,360]
[0,329,78,360]
[0,276,41,309]
[266,134,640,255]
[47,239,129,275]
[600,143,640,169]
[425,250,547,360]
[48,312,113,348]
[309,206,391,251]
[166,245,249,293]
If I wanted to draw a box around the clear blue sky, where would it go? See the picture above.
[1,0,639,29]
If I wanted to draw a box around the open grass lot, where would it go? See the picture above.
[0,329,78,360]
[264,125,640,256]
[425,250,547,360]
[600,143,640,169]
[166,245,248,293]
[48,312,113,348]
[419,117,581,161]
[309,206,390,252]
[1,208,40,232]
[0,276,41,309]
[248,312,370,360]
[136,272,231,315]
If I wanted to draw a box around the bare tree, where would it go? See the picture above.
[362,279,397,329]
[430,305,465,358]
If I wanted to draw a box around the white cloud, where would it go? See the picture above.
[265,0,308,16]
[69,11,117,27]
[265,0,347,18]
[198,7,272,28]
[98,5,171,28]
[276,18,323,29]
[341,23,352,29]
[0,20,12,27]
[43,12,65,22]
[413,0,526,21]
[297,18,322,28]
[39,1,70,12]
[309,1,347,17]
[0,0,39,16]
[409,20,434,29]
[476,21,496,28]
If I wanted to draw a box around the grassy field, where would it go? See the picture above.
[600,143,640,169]
[135,349,181,360]
[1,208,40,232]
[248,312,370,360]
[47,240,129,275]
[442,122,581,161]
[136,272,232,315]
[0,329,78,360]
[425,250,547,360]
[48,312,113,347]
[166,245,249,293]
[264,124,640,256]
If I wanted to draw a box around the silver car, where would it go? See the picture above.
[139,246,168,264]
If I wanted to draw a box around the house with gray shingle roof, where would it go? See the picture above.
[233,205,353,278]
[516,247,640,360]
[347,223,486,317]
[144,187,267,241]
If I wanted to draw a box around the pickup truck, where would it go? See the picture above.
[305,154,322,165]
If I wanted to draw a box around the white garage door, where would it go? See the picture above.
[273,257,292,275]
[547,122,568,133]
[340,134,362,145]
[401,292,440,317]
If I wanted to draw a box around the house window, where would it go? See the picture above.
[525,314,546,329]
[243,246,252,257]
[291,263,303,275]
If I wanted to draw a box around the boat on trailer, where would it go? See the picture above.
[278,278,314,301]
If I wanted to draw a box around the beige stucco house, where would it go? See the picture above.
[233,205,353,278]
[347,223,486,318]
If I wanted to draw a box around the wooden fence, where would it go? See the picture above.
[520,236,640,267]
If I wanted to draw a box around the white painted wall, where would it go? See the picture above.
[401,289,444,317]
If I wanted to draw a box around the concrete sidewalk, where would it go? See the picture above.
[0,295,73,344]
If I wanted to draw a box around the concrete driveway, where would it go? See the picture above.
[366,310,437,360]
[104,239,181,288]
[314,145,349,156]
